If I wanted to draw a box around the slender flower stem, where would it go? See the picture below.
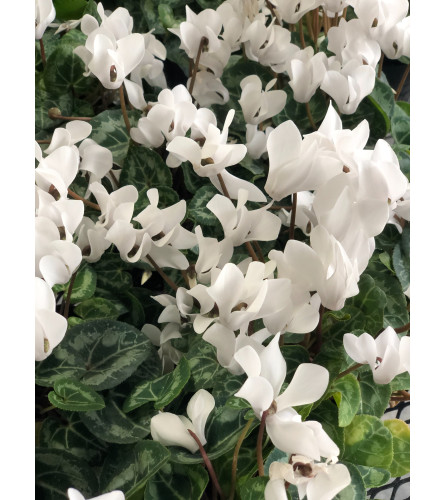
[63,271,78,319]
[313,8,321,51]
[37,139,51,144]
[188,429,225,500]
[256,411,268,476]
[305,13,315,42]
[394,322,410,333]
[395,64,410,101]
[217,173,230,198]
[312,305,325,355]
[229,419,254,500]
[48,110,92,121]
[119,85,131,134]
[265,0,280,24]
[289,193,298,240]
[217,173,260,262]
[270,205,293,210]
[39,38,47,66]
[299,19,306,48]
[342,7,348,19]
[67,188,101,211]
[305,102,317,130]
[336,363,363,379]
[253,241,265,263]
[334,12,339,26]
[245,242,259,261]
[323,12,329,35]
[189,37,208,97]
[146,254,179,291]
[378,53,384,78]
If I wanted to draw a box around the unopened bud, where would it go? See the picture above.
[48,107,61,119]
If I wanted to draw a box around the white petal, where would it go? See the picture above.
[235,376,274,417]
[150,412,199,453]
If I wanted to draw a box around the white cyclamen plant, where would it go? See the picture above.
[35,1,410,499]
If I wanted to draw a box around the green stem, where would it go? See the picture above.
[63,271,78,319]
[119,84,131,134]
[336,363,363,379]
[256,411,268,476]
[229,419,254,500]
[395,64,410,101]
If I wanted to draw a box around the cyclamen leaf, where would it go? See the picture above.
[185,339,225,390]
[39,412,108,465]
[44,29,95,96]
[89,109,140,165]
[48,377,105,411]
[188,185,220,226]
[393,235,410,292]
[355,465,391,488]
[120,144,173,212]
[36,320,154,391]
[80,392,152,444]
[369,78,396,119]
[36,448,98,500]
[390,372,410,392]
[391,103,410,145]
[343,415,393,469]
[53,0,87,20]
[330,374,361,427]
[74,297,120,320]
[350,274,387,335]
[239,477,269,500]
[357,371,392,418]
[99,441,170,500]
[124,357,191,412]
[145,462,209,500]
[53,265,97,302]
[383,419,410,477]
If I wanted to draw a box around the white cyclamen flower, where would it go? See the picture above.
[287,48,328,103]
[235,333,338,460]
[239,75,287,126]
[67,488,124,500]
[265,456,351,500]
[35,0,56,39]
[35,278,67,361]
[343,327,410,384]
[150,389,215,453]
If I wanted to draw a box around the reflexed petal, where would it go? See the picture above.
[259,333,286,398]
[399,336,410,373]
[276,363,329,412]
[150,412,199,453]
[343,333,376,365]
[265,479,288,500]
[306,463,351,500]
[187,389,215,444]
[234,345,261,378]
[373,345,400,384]
[235,376,274,417]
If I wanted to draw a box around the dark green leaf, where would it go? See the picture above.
[124,357,191,412]
[281,345,310,382]
[36,448,98,500]
[74,297,120,320]
[80,391,152,444]
[44,30,96,96]
[383,419,410,477]
[36,82,73,135]
[89,109,140,165]
[185,339,225,390]
[357,371,392,418]
[355,465,391,488]
[239,477,269,499]
[53,0,87,20]
[392,226,410,292]
[391,103,410,145]
[99,441,170,499]
[145,462,208,499]
[48,377,105,411]
[390,372,410,392]
[36,319,154,390]
[343,415,393,468]
[67,265,97,302]
[369,78,396,119]
[120,144,173,213]
[330,374,361,427]
[188,184,220,226]
[350,274,387,334]
[39,412,108,465]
